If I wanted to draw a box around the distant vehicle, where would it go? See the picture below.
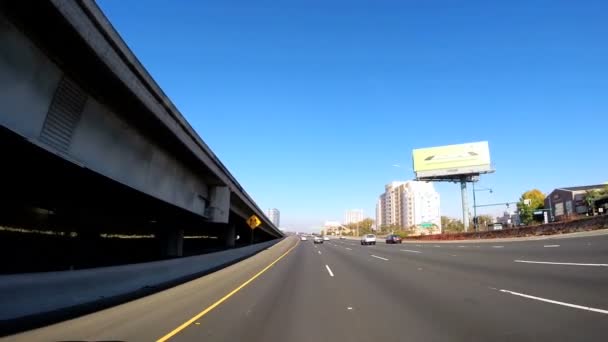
[385,234,402,244]
[323,236,330,241]
[300,236,307,241]
[490,223,503,230]
[313,236,323,244]
[339,236,346,240]
[361,234,376,245]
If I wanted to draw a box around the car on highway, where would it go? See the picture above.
[361,234,377,245]
[313,236,324,244]
[323,236,330,241]
[385,234,402,244]
[339,236,346,240]
[300,236,307,241]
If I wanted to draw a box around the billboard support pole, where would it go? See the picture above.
[472,181,478,231]
[460,179,470,232]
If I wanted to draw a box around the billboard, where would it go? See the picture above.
[412,141,492,179]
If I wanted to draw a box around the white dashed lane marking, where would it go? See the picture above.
[499,289,608,315]
[514,260,608,267]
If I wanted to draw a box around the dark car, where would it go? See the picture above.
[385,234,402,244]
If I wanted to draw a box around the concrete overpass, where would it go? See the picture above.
[0,0,281,266]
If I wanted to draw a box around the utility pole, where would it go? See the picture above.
[548,195,554,222]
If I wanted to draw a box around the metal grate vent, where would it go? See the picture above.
[39,77,87,152]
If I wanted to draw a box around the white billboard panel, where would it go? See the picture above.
[412,141,493,179]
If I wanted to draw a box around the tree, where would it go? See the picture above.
[585,188,608,215]
[517,189,545,225]
[441,216,464,233]
[477,215,494,231]
[345,218,374,236]
[381,224,402,234]
[441,216,451,229]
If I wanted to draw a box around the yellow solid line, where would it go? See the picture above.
[156,241,299,342]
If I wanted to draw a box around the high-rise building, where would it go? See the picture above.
[322,221,349,236]
[401,181,441,232]
[266,208,280,227]
[344,209,364,224]
[376,181,407,228]
[376,198,384,229]
[376,181,441,234]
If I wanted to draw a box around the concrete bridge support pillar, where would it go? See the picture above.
[224,224,236,249]
[158,229,184,258]
[208,186,230,223]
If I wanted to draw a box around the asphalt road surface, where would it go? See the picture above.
[5,232,608,342]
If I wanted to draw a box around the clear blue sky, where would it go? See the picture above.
[98,0,607,232]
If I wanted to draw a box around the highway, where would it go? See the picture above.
[5,232,608,342]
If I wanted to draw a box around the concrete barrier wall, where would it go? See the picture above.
[0,239,279,324]
[407,215,608,240]
[328,216,608,241]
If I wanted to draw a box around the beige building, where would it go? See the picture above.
[375,197,383,229]
[402,181,441,234]
[376,181,441,235]
[344,209,364,224]
[321,220,353,236]
[376,181,407,228]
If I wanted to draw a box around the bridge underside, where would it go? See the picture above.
[0,125,273,274]
[0,1,281,274]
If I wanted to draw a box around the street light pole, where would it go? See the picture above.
[473,185,493,231]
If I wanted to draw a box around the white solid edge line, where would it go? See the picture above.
[345,247,352,250]
[400,249,421,253]
[514,260,608,267]
[325,265,334,277]
[371,255,389,261]
[492,246,504,248]
[499,289,608,315]
[543,245,560,248]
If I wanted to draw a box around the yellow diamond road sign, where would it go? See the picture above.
[247,215,261,229]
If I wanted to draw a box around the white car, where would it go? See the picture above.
[323,236,330,241]
[361,234,376,245]
[300,236,307,241]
